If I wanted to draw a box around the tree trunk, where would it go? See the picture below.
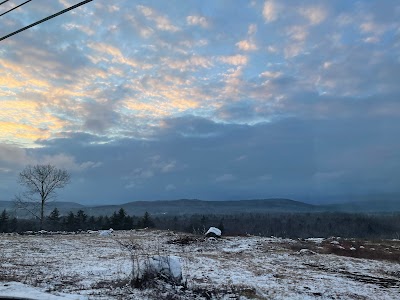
[40,198,44,230]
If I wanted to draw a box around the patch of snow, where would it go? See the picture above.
[305,238,325,244]
[299,249,317,255]
[0,282,86,300]
[205,227,221,236]
[99,228,114,236]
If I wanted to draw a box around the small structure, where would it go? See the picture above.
[205,227,222,237]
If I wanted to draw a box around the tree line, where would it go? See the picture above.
[1,208,400,239]
[0,208,154,233]
[153,212,400,239]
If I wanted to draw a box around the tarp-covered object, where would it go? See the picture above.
[205,227,221,237]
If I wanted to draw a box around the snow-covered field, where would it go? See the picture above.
[0,230,399,299]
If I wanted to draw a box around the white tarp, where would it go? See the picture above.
[205,227,221,236]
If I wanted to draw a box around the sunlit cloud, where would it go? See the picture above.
[0,60,51,90]
[187,15,209,28]
[218,55,248,66]
[283,43,304,58]
[164,55,213,71]
[236,24,258,51]
[286,26,308,42]
[63,23,95,35]
[263,0,280,23]
[137,5,180,32]
[260,71,282,78]
[124,14,155,38]
[0,99,66,145]
[88,42,139,68]
[236,40,257,51]
[179,39,209,48]
[0,121,51,145]
[299,6,328,25]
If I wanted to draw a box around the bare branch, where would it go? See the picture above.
[14,195,40,220]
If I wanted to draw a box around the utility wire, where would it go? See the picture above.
[0,0,10,6]
[0,0,31,17]
[0,0,93,42]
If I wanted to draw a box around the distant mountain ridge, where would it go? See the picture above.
[85,198,318,216]
[0,197,399,217]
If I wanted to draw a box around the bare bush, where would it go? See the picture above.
[117,239,183,289]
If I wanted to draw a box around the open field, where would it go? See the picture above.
[0,230,399,299]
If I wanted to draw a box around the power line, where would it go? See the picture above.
[0,0,31,17]
[0,0,94,42]
[0,0,10,6]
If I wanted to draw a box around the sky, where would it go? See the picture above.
[0,0,399,205]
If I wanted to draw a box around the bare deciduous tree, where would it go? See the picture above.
[15,164,71,229]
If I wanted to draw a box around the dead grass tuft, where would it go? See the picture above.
[166,235,200,245]
[284,238,400,263]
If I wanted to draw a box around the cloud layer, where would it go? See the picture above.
[0,0,399,203]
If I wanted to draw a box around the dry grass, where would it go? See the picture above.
[284,237,400,263]
[1,231,400,299]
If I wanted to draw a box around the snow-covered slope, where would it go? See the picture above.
[0,230,399,299]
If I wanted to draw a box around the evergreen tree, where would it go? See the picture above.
[87,215,96,229]
[65,211,76,231]
[0,209,9,232]
[218,219,225,234]
[9,217,17,233]
[102,215,111,229]
[125,215,134,230]
[48,208,60,221]
[110,208,132,230]
[110,211,120,229]
[118,208,127,220]
[139,211,154,228]
[76,210,88,230]
[118,208,133,229]
[47,208,61,231]
[96,215,105,229]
